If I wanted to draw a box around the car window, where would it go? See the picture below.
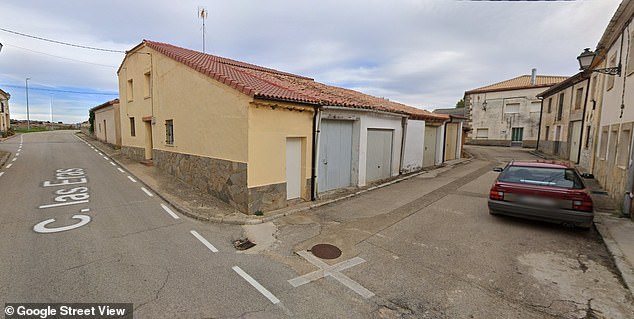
[498,166,584,189]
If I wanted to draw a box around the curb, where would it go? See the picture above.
[77,132,471,225]
[593,213,634,299]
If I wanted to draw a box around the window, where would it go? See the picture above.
[547,97,552,113]
[545,126,550,141]
[498,166,584,189]
[591,75,598,100]
[556,93,564,121]
[585,126,592,149]
[165,119,174,145]
[599,126,608,159]
[607,53,617,91]
[98,123,102,133]
[617,127,632,167]
[127,79,134,101]
[0,101,4,113]
[476,128,488,139]
[129,117,136,137]
[143,72,151,98]
[574,87,584,109]
[504,103,520,113]
[530,101,541,113]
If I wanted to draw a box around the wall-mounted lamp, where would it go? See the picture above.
[0,42,3,53]
[577,48,621,76]
[482,101,487,111]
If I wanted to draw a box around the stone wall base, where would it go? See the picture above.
[467,139,537,148]
[121,146,145,162]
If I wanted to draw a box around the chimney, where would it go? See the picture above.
[530,68,537,86]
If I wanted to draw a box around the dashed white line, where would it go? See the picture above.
[161,203,180,219]
[0,172,4,177]
[12,158,17,162]
[117,168,125,173]
[103,156,109,160]
[16,152,20,156]
[232,266,280,304]
[81,208,90,212]
[6,163,12,168]
[97,152,103,156]
[127,176,137,183]
[190,230,218,252]
[110,162,116,166]
[141,187,154,197]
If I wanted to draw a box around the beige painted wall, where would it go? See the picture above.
[0,91,10,132]
[94,104,120,146]
[247,101,313,194]
[118,45,250,162]
[540,80,588,144]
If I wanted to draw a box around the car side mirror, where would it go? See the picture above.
[580,173,594,179]
[493,167,503,172]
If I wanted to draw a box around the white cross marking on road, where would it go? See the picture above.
[288,250,375,299]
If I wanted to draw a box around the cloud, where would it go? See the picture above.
[0,0,623,122]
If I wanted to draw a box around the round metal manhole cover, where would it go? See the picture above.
[310,244,342,259]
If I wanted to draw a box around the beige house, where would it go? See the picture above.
[537,72,590,163]
[589,0,634,216]
[90,99,121,146]
[0,88,10,135]
[464,71,567,147]
[117,40,447,214]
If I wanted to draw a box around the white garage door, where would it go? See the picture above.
[318,120,353,192]
[366,129,393,182]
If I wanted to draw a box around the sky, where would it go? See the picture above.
[0,0,623,124]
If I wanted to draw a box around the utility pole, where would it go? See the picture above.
[25,77,30,130]
[198,7,208,53]
[50,94,54,131]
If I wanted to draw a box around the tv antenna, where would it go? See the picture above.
[198,7,208,53]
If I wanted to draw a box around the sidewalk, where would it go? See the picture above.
[77,132,471,226]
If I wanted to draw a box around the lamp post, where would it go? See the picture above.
[25,77,31,130]
[576,48,621,76]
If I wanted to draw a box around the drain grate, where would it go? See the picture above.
[309,244,342,259]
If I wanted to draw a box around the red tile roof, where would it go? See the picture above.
[90,98,119,112]
[465,75,568,94]
[141,40,447,122]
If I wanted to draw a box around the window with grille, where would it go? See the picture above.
[165,119,174,145]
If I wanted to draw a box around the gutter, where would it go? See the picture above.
[577,75,591,164]
[311,107,322,201]
[536,97,544,151]
[399,117,408,174]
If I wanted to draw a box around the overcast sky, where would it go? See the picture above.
[0,0,622,123]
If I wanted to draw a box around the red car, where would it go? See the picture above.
[488,160,594,229]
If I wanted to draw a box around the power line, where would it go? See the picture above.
[0,84,118,96]
[3,43,118,68]
[0,27,125,53]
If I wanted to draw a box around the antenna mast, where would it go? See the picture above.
[198,7,208,53]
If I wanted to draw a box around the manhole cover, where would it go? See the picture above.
[310,244,342,259]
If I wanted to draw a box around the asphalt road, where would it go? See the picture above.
[0,131,369,319]
[1,132,633,319]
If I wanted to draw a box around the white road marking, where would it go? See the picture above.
[103,156,109,160]
[110,162,116,166]
[16,152,20,156]
[97,152,103,156]
[127,176,137,183]
[80,208,90,212]
[33,215,91,233]
[232,266,280,304]
[0,172,4,177]
[288,250,375,299]
[39,200,90,209]
[117,168,125,173]
[6,163,12,168]
[12,157,17,162]
[160,203,180,219]
[190,230,218,252]
[141,187,154,197]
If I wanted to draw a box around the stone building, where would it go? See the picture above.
[117,40,448,214]
[0,88,10,135]
[464,71,567,148]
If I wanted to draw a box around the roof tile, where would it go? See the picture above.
[465,75,568,94]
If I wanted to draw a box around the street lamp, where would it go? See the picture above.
[577,48,621,76]
[0,42,3,53]
[25,77,30,130]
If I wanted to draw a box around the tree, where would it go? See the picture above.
[456,99,465,108]
[88,110,95,135]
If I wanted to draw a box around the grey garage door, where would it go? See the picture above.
[318,120,353,192]
[366,129,393,183]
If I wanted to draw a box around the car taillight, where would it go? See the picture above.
[489,185,504,200]
[572,194,593,212]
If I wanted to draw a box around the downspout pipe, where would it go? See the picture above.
[310,106,322,201]
[536,97,544,152]
[399,117,408,174]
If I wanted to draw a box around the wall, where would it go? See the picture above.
[93,104,120,146]
[466,87,547,146]
[0,91,9,133]
[247,101,314,202]
[403,119,425,173]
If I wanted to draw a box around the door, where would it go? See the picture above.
[286,138,302,200]
[424,126,437,167]
[511,127,524,146]
[569,121,582,163]
[144,121,153,160]
[444,123,458,161]
[103,119,107,143]
[318,120,353,192]
[366,129,393,182]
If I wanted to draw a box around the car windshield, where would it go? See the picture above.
[498,166,584,189]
